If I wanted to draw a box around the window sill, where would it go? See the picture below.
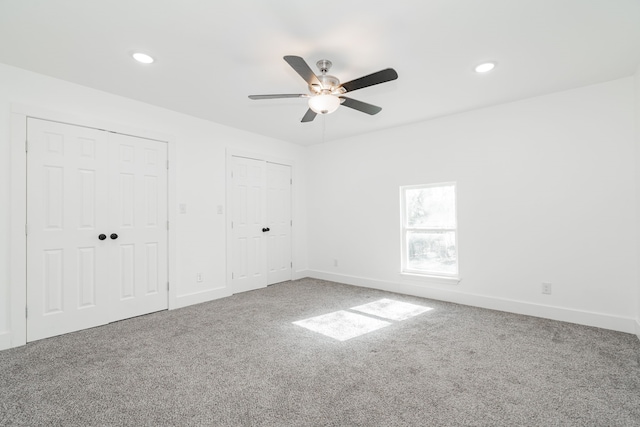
[400,272,461,285]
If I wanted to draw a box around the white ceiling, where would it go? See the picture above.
[1,0,639,146]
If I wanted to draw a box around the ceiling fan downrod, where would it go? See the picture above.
[316,59,332,74]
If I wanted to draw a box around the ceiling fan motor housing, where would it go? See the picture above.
[309,59,341,94]
[310,75,340,93]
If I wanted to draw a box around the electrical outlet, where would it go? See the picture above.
[333,259,338,267]
[196,273,203,282]
[542,282,552,295]
[217,205,223,215]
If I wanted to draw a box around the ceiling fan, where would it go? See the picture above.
[248,55,398,122]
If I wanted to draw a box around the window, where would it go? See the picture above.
[401,182,458,278]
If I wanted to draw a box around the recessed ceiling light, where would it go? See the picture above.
[475,62,496,73]
[132,52,154,64]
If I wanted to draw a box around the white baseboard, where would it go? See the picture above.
[293,269,311,280]
[305,270,637,334]
[174,287,232,309]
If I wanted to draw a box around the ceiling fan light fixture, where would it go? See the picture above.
[132,52,154,64]
[308,94,340,115]
[475,62,496,73]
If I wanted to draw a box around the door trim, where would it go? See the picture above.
[7,104,177,350]
[225,148,295,293]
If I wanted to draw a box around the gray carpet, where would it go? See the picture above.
[1,278,639,426]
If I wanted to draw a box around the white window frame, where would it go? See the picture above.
[400,182,460,282]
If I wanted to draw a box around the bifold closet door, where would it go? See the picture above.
[26,118,168,342]
[230,156,292,293]
[26,118,111,341]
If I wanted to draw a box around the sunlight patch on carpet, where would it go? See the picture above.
[350,298,433,321]
[293,310,391,341]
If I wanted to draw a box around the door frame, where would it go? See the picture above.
[8,104,177,349]
[225,148,295,293]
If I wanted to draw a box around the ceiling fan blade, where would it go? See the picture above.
[248,94,309,100]
[284,55,322,87]
[301,108,317,123]
[339,68,398,93]
[339,97,382,115]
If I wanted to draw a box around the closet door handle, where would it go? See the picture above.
[110,233,118,240]
[98,234,106,241]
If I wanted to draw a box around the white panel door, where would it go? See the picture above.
[108,132,168,321]
[231,156,267,293]
[266,163,292,285]
[27,119,169,342]
[27,118,111,341]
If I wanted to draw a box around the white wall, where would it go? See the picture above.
[636,65,640,339]
[1,61,636,348]
[0,63,308,349]
[306,77,637,333]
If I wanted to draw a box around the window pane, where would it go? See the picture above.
[406,185,456,228]
[406,230,457,275]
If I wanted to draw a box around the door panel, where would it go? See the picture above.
[78,247,97,307]
[27,118,110,341]
[266,163,292,285]
[231,156,267,293]
[145,243,159,295]
[108,132,168,321]
[43,249,63,313]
